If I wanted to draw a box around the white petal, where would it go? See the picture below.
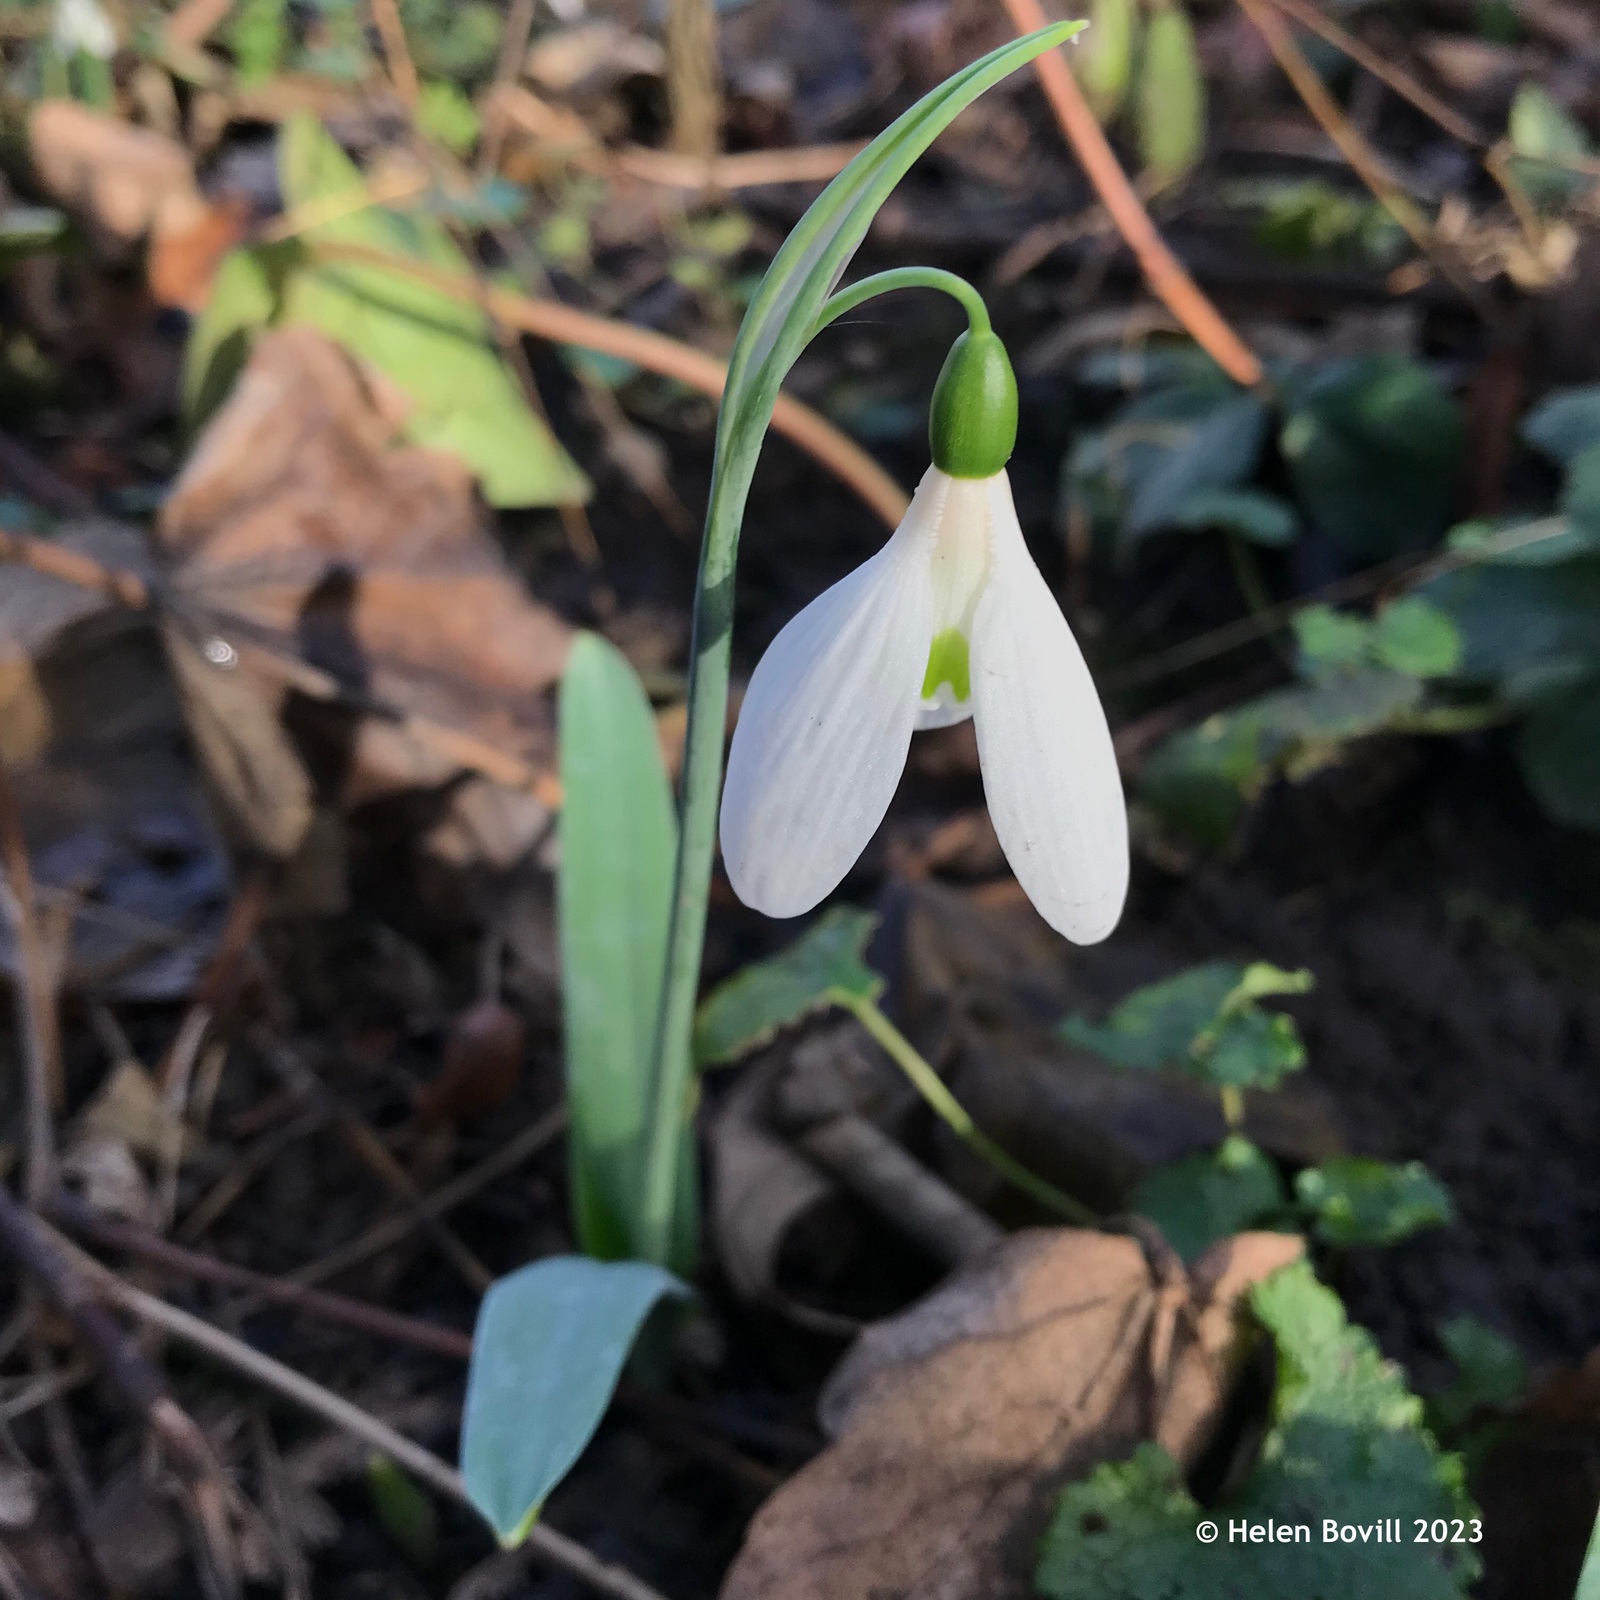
[720,472,944,917]
[969,472,1128,944]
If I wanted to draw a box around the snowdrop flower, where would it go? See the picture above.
[53,0,115,59]
[720,328,1128,943]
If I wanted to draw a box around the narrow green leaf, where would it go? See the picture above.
[275,113,589,507]
[1079,0,1139,121]
[1136,4,1206,189]
[1296,1157,1454,1247]
[460,1257,690,1545]
[416,80,482,156]
[366,1455,439,1568]
[693,907,883,1067]
[558,633,689,1265]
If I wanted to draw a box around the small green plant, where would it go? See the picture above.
[1035,1262,1481,1598]
[1061,961,1452,1260]
[457,25,1091,1549]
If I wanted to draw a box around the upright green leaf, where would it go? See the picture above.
[460,1257,689,1546]
[693,907,883,1067]
[183,246,280,427]
[1137,4,1206,189]
[275,114,588,507]
[1079,0,1139,121]
[558,633,690,1266]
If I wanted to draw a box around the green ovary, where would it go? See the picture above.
[921,627,971,703]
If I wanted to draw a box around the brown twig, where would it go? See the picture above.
[289,1102,566,1287]
[176,1105,328,1241]
[666,0,722,162]
[0,1184,242,1600]
[477,0,538,178]
[997,0,1263,387]
[369,0,420,108]
[303,241,911,528]
[1232,0,1496,317]
[55,1193,475,1360]
[0,526,147,607]
[40,1225,672,1600]
[0,762,60,1207]
[256,1035,495,1293]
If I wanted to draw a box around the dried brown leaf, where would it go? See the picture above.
[721,1227,1303,1600]
[28,101,208,251]
[157,326,573,823]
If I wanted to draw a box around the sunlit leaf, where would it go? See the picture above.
[1295,1157,1454,1247]
[693,907,883,1067]
[1373,598,1462,678]
[276,114,589,507]
[1136,4,1205,189]
[1509,81,1591,208]
[416,80,482,156]
[558,633,693,1267]
[1079,0,1139,121]
[460,1257,690,1545]
[1037,1263,1480,1599]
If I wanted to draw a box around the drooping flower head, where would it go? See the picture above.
[720,325,1128,944]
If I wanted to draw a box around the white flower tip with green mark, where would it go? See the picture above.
[719,464,1128,944]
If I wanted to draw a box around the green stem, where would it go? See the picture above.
[633,269,994,1267]
[1220,1085,1245,1130]
[842,994,1097,1226]
[812,267,992,338]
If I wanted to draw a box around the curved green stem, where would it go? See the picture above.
[812,267,991,339]
[842,995,1097,1226]
[632,270,992,1267]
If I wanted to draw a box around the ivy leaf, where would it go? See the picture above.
[1036,1263,1481,1600]
[1373,598,1463,679]
[1429,1315,1526,1437]
[693,907,883,1067]
[1132,1135,1288,1262]
[1167,485,1297,546]
[1295,1158,1454,1247]
[1294,604,1374,679]
[274,114,589,508]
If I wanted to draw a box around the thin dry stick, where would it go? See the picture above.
[177,1106,329,1241]
[304,241,911,528]
[1232,0,1493,314]
[369,0,420,108]
[256,1036,494,1294]
[997,0,1263,387]
[56,1195,475,1361]
[46,1227,672,1600]
[666,0,722,162]
[615,141,866,190]
[0,526,149,605]
[0,1186,242,1599]
[0,762,60,1207]
[1263,0,1481,145]
[289,1103,566,1287]
[477,0,538,177]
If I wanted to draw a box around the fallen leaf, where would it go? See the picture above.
[157,325,573,823]
[59,1132,158,1226]
[28,101,207,251]
[720,1227,1303,1600]
[76,1058,194,1163]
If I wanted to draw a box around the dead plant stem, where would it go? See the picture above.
[996,0,1263,387]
